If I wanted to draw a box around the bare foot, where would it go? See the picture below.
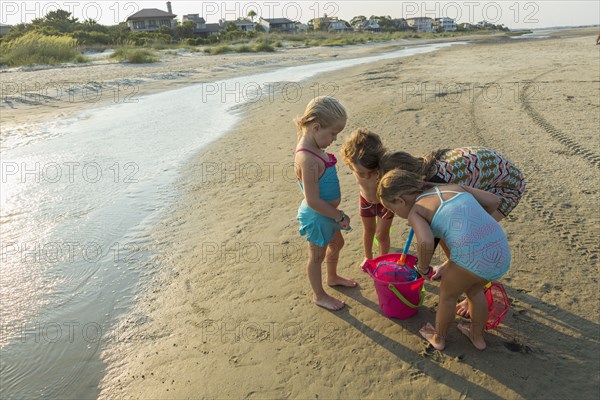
[419,323,446,350]
[313,293,345,311]
[327,275,357,288]
[456,299,470,318]
[457,322,487,350]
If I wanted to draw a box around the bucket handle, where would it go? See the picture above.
[387,283,425,309]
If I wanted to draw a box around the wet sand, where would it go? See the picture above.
[97,29,599,399]
[5,29,599,399]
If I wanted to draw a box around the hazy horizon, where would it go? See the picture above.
[1,1,599,30]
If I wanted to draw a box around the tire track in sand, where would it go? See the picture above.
[520,71,600,169]
[469,68,599,263]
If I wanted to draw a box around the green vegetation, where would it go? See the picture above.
[203,41,275,55]
[0,31,83,66]
[111,48,158,63]
[0,9,513,66]
[505,30,533,36]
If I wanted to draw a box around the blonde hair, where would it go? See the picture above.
[379,149,449,179]
[294,96,347,136]
[341,128,387,170]
[377,169,426,205]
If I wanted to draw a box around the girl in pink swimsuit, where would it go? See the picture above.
[294,97,356,311]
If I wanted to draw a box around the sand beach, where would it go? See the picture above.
[2,28,599,399]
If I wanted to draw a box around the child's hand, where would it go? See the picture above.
[417,266,434,280]
[339,213,351,230]
[381,209,394,219]
[430,264,446,280]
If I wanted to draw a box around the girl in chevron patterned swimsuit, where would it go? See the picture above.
[378,169,511,351]
[380,146,526,221]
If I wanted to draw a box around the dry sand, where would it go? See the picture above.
[93,29,599,399]
[6,30,599,399]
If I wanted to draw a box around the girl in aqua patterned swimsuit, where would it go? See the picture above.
[378,169,511,351]
[379,146,524,317]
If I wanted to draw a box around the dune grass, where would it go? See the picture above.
[0,32,83,67]
[111,48,158,63]
[204,42,275,55]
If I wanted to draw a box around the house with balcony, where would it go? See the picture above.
[433,17,456,32]
[126,2,177,32]
[258,18,296,33]
[406,17,433,32]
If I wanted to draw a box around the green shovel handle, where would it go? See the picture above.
[387,283,425,309]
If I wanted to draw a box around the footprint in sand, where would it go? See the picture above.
[409,370,426,381]
[503,339,533,353]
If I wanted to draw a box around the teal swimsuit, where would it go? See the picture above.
[296,148,341,247]
[418,187,511,281]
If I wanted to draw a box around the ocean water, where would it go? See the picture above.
[0,41,463,398]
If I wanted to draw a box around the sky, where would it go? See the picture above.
[1,1,599,29]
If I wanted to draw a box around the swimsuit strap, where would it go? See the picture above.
[416,187,444,202]
[416,186,463,203]
[434,186,444,203]
[296,148,336,168]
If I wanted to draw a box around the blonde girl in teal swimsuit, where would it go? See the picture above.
[294,97,356,311]
[378,169,511,351]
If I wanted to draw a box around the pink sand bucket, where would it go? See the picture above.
[362,253,425,319]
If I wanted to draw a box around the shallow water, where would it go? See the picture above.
[0,41,463,398]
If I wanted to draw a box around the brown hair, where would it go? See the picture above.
[377,169,425,205]
[379,149,449,179]
[293,96,347,136]
[340,128,387,170]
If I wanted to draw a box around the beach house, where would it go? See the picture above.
[182,14,206,31]
[0,23,11,36]
[126,2,177,32]
[406,17,433,32]
[258,18,296,33]
[229,19,255,32]
[433,17,456,32]
[312,16,351,32]
[477,21,496,29]
[392,18,409,31]
[362,19,381,32]
[181,14,225,38]
[295,22,308,33]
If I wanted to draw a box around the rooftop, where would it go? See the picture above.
[127,9,176,21]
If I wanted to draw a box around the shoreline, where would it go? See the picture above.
[98,29,599,399]
[0,30,573,129]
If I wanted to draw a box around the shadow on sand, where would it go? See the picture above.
[329,278,599,399]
